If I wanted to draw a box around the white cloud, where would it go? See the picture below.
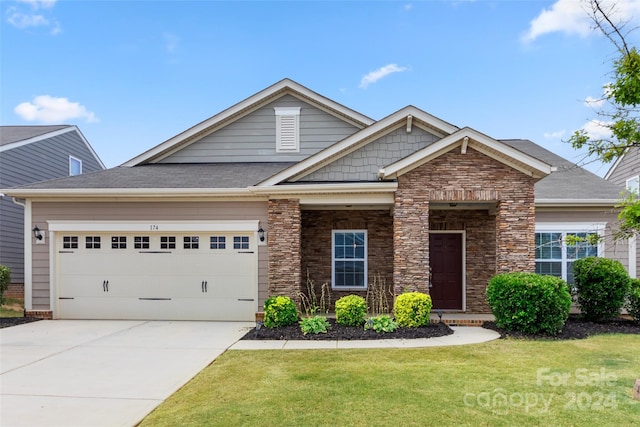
[584,95,605,108]
[7,1,61,34]
[544,130,566,139]
[163,32,179,53]
[17,0,57,9]
[14,96,98,123]
[6,8,48,28]
[581,119,613,140]
[359,64,408,89]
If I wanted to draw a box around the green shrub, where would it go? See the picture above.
[626,278,640,323]
[486,272,572,335]
[394,292,432,328]
[573,257,630,321]
[364,315,399,333]
[299,315,331,335]
[335,295,367,326]
[263,296,298,328]
[0,265,11,306]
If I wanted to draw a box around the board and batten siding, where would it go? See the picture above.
[299,126,440,182]
[159,95,360,163]
[0,131,104,283]
[30,201,269,310]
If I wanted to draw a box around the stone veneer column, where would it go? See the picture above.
[495,195,536,273]
[267,199,302,302]
[393,187,430,296]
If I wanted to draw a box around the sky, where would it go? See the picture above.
[2,0,640,175]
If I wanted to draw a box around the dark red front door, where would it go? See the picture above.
[429,233,463,310]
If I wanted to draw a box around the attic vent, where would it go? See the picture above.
[274,107,301,152]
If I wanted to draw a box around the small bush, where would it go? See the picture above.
[573,257,630,321]
[263,296,298,328]
[626,278,640,323]
[394,292,432,328]
[0,265,11,306]
[364,315,399,333]
[486,272,571,335]
[299,315,331,335]
[335,295,367,326]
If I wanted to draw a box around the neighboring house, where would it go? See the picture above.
[2,79,626,320]
[0,126,105,293]
[605,146,640,278]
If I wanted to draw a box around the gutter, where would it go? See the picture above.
[535,199,619,208]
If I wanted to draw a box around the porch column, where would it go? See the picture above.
[393,189,430,295]
[267,199,302,303]
[495,197,535,273]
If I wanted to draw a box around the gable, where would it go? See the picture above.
[158,95,361,164]
[605,146,640,186]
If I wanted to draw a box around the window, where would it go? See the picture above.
[63,236,78,249]
[85,236,101,249]
[332,230,367,289]
[184,236,199,249]
[210,236,226,249]
[134,236,150,249]
[274,107,301,152]
[69,156,82,176]
[627,176,639,195]
[111,236,127,249]
[535,229,600,286]
[160,236,176,249]
[233,236,249,250]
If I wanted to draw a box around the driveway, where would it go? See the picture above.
[0,320,253,427]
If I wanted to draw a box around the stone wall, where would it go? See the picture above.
[267,199,302,301]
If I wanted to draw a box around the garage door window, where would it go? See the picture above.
[184,236,199,249]
[210,236,226,249]
[233,236,249,250]
[111,236,127,249]
[134,236,150,249]
[85,236,101,249]
[161,236,176,249]
[63,236,78,249]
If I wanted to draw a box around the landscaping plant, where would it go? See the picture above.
[626,278,640,323]
[0,265,11,306]
[486,272,571,335]
[263,295,298,328]
[364,315,398,333]
[335,295,367,326]
[299,315,331,335]
[394,292,432,327]
[573,257,630,321]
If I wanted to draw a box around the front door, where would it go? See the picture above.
[429,233,463,310]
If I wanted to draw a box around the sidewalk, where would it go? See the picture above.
[230,326,500,350]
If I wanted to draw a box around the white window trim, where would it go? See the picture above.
[626,175,639,194]
[535,222,606,284]
[274,107,301,153]
[69,155,82,176]
[331,229,368,290]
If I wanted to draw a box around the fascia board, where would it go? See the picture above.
[72,126,107,169]
[0,126,74,153]
[603,149,627,180]
[535,199,618,208]
[48,220,259,233]
[122,79,374,167]
[0,187,255,199]
[249,182,398,195]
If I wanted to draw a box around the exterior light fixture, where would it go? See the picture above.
[32,226,43,241]
[258,226,265,242]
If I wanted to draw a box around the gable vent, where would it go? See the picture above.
[275,107,301,152]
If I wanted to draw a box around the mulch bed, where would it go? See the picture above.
[241,318,454,341]
[0,317,42,329]
[483,314,640,340]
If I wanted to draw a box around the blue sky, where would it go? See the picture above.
[2,0,640,174]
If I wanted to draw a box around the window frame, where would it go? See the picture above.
[626,175,639,195]
[69,155,83,176]
[331,229,368,290]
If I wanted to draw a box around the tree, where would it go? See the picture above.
[569,0,640,237]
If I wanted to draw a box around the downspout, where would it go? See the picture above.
[11,197,32,310]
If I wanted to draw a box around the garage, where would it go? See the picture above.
[51,221,259,321]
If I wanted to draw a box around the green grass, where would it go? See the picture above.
[0,298,24,318]
[140,335,640,426]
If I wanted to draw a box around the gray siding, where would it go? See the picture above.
[30,201,268,310]
[0,131,104,283]
[299,126,439,182]
[160,95,360,163]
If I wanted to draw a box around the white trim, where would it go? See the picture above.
[604,148,628,180]
[275,107,300,153]
[24,200,33,310]
[429,230,466,311]
[629,235,637,278]
[69,155,83,176]
[535,199,618,207]
[47,220,259,233]
[2,187,257,198]
[331,229,368,291]
[626,175,639,194]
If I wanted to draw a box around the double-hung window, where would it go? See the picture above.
[535,225,603,286]
[626,176,639,195]
[332,230,367,289]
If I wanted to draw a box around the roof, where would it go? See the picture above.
[0,125,71,146]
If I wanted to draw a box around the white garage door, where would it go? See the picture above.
[55,229,258,321]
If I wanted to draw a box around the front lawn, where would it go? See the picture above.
[0,298,24,318]
[139,335,639,426]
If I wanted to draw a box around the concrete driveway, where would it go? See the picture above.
[0,320,253,427]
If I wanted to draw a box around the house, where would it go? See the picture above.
[1,79,626,320]
[0,126,105,298]
[605,145,640,278]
